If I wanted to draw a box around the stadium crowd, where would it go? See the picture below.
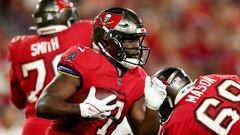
[0,0,239,134]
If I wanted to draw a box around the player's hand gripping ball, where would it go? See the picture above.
[79,86,118,119]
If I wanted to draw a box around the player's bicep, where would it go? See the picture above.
[36,73,82,119]
[41,73,81,101]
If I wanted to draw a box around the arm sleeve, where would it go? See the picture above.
[8,40,26,109]
[57,63,82,79]
[57,46,82,79]
[9,65,26,109]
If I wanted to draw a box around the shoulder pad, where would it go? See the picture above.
[60,45,102,70]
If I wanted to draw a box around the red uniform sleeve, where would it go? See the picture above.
[9,65,26,109]
[57,45,83,79]
[57,45,102,78]
[8,39,27,109]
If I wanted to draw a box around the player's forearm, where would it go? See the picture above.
[140,108,160,135]
[36,94,80,120]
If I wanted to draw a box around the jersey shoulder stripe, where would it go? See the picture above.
[57,64,81,79]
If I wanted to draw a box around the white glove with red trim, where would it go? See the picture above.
[144,76,167,110]
[79,86,117,119]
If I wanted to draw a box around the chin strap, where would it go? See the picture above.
[37,25,68,35]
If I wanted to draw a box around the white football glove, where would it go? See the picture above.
[79,86,117,119]
[144,76,167,110]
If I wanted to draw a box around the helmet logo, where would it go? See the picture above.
[100,14,114,26]
[94,13,123,29]
[55,0,73,12]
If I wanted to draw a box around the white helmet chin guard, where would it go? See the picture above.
[119,58,139,69]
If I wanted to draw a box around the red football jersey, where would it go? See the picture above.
[160,75,240,135]
[8,20,92,135]
[46,45,146,135]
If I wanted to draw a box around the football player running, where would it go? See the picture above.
[36,7,167,135]
[153,67,240,135]
[8,0,92,135]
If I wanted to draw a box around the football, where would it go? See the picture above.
[71,87,118,105]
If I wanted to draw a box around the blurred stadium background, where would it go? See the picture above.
[0,0,240,134]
